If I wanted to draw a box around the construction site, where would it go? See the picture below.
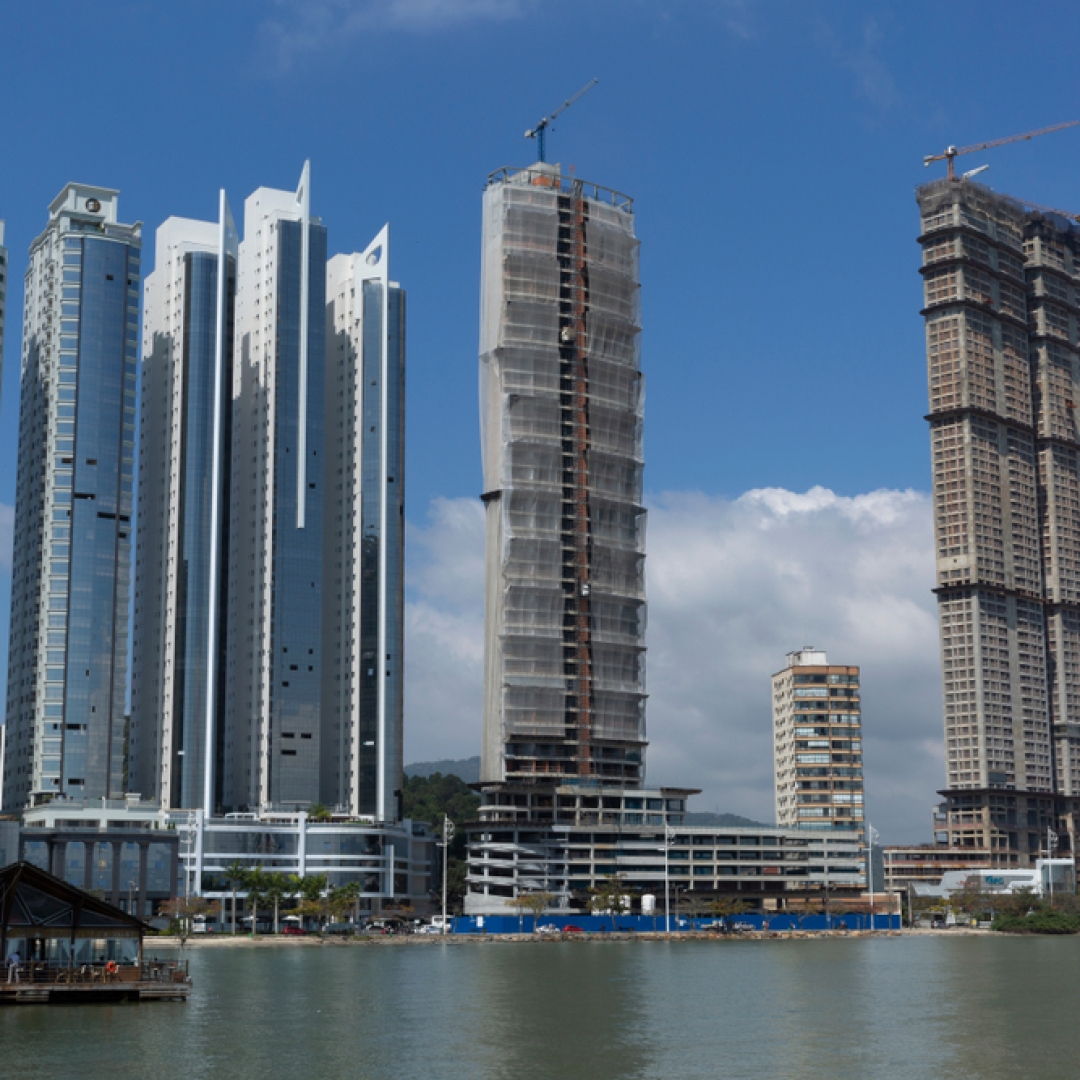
[918,123,1080,865]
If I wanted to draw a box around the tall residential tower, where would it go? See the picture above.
[479,164,646,787]
[772,648,864,842]
[917,177,1080,863]
[324,227,406,820]
[130,199,237,811]
[2,185,141,809]
[223,165,327,812]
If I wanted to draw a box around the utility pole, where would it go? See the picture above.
[442,817,455,936]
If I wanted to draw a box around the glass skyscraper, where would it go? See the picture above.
[0,220,8,406]
[2,184,141,810]
[224,165,328,811]
[131,199,237,811]
[325,227,406,820]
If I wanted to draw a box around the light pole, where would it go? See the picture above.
[867,824,879,931]
[664,826,675,934]
[441,817,455,936]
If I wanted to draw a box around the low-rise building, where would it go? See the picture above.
[464,783,866,916]
[911,859,1075,900]
[172,809,435,916]
[883,844,992,893]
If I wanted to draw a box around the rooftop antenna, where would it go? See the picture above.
[924,120,1078,180]
[525,78,598,164]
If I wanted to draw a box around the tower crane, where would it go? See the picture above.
[525,78,598,163]
[924,120,1078,180]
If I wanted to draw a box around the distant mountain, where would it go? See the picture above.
[683,811,769,828]
[403,756,480,783]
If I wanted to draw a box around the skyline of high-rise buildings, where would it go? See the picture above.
[917,177,1080,865]
[2,168,406,822]
[2,185,141,810]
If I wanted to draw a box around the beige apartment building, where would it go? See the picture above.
[772,648,864,845]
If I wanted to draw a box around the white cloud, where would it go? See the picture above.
[403,485,945,843]
[258,0,528,72]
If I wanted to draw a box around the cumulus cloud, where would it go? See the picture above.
[404,485,945,843]
[257,0,528,72]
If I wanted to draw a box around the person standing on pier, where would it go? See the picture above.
[7,951,20,984]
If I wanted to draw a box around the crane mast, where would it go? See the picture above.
[525,78,599,163]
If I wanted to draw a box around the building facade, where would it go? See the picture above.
[771,648,864,842]
[224,164,327,812]
[479,164,646,787]
[917,178,1080,863]
[0,220,7,403]
[464,782,866,914]
[323,228,406,821]
[131,201,237,812]
[2,185,141,810]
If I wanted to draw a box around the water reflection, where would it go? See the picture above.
[4,937,1080,1079]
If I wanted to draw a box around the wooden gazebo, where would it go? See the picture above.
[0,861,189,1004]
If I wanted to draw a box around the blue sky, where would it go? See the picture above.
[4,0,1080,838]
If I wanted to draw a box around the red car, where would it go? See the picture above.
[281,925,307,936]
[561,925,585,933]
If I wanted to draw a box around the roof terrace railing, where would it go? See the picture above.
[487,166,633,212]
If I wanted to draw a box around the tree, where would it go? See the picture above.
[309,802,332,822]
[677,890,711,927]
[507,891,554,932]
[262,873,290,935]
[245,868,270,936]
[159,895,210,943]
[333,881,363,926]
[589,875,630,930]
[402,773,479,854]
[707,896,750,920]
[293,873,330,931]
[224,861,248,935]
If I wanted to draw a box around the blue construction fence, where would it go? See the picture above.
[451,912,901,935]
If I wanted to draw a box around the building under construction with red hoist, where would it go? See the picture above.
[478,162,647,789]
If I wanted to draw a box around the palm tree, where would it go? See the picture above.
[224,861,248,935]
[263,873,289,935]
[246,868,269,936]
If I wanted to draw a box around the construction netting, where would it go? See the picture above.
[479,165,647,752]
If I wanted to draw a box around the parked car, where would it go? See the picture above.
[417,923,443,935]
[535,924,560,935]
[281,925,307,936]
[561,925,585,934]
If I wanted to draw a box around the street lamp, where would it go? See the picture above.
[441,817,455,936]
[663,826,675,934]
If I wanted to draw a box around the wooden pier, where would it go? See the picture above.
[0,963,191,1004]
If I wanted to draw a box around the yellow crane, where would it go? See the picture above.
[924,120,1078,180]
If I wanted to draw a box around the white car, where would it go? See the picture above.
[535,924,561,935]
[418,923,444,934]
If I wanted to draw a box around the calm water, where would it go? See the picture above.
[4,936,1080,1079]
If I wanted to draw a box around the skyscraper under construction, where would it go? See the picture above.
[479,163,647,788]
[917,176,1080,864]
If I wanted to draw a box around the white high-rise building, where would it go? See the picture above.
[0,220,8,404]
[223,164,328,812]
[131,198,237,811]
[2,184,141,810]
[324,227,405,821]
